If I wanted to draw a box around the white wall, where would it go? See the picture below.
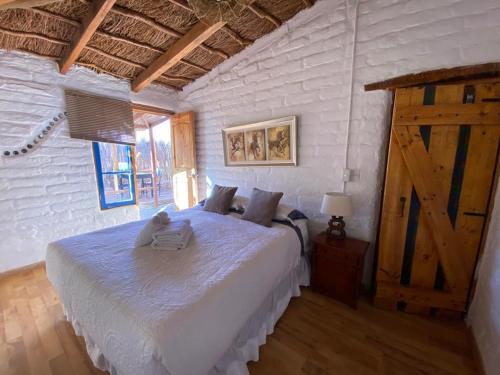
[0,50,178,273]
[179,0,500,287]
[468,181,500,375]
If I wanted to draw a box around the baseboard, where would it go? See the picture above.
[467,327,486,375]
[0,261,45,281]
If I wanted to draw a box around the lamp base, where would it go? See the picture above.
[326,216,346,241]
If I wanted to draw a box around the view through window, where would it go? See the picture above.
[134,112,174,217]
[92,142,135,209]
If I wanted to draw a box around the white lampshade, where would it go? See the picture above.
[320,192,353,217]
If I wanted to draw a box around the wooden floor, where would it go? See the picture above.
[1,265,480,375]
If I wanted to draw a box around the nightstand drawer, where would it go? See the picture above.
[315,244,359,266]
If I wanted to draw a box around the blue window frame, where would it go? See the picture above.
[92,142,136,209]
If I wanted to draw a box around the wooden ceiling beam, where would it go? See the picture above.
[247,4,281,28]
[365,62,500,91]
[0,27,193,86]
[31,7,211,74]
[76,0,228,58]
[302,0,314,7]
[109,4,228,59]
[59,0,117,74]
[132,21,225,92]
[132,103,175,116]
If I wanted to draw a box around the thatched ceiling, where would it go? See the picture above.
[0,0,314,91]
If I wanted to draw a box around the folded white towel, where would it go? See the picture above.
[134,211,171,247]
[152,220,191,241]
[151,226,193,251]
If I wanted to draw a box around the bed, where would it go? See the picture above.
[46,206,310,375]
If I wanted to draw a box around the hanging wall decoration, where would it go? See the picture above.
[1,112,68,157]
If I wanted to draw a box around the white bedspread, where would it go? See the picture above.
[46,207,302,375]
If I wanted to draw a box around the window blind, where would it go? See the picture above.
[65,90,135,145]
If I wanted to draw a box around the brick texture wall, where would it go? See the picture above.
[179,0,500,285]
[178,0,500,370]
[0,50,178,273]
[468,185,500,375]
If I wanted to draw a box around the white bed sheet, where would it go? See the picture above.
[46,207,305,375]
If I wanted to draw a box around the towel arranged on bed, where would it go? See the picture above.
[134,211,171,247]
[151,219,193,251]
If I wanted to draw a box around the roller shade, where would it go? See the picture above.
[65,90,135,145]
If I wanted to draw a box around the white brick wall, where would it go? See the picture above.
[179,0,500,285]
[178,0,500,370]
[0,50,178,273]
[1,0,500,370]
[468,186,500,375]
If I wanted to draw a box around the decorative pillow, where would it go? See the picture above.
[203,184,238,215]
[242,188,283,227]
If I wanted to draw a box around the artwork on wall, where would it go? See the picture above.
[222,116,297,166]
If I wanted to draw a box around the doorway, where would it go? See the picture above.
[133,110,175,218]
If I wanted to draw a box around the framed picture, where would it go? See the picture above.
[222,116,297,166]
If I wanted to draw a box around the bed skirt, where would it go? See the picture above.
[64,255,310,375]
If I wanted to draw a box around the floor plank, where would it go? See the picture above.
[0,265,480,375]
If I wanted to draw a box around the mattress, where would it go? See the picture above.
[46,207,308,375]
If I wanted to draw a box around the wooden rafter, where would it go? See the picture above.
[108,5,228,59]
[75,0,229,59]
[132,21,225,92]
[30,7,210,75]
[93,30,209,73]
[365,62,500,91]
[302,0,314,7]
[0,27,194,84]
[59,0,117,74]
[132,103,175,116]
[247,3,281,28]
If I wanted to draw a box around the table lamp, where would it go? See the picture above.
[320,192,353,240]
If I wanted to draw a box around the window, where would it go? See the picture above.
[92,142,136,209]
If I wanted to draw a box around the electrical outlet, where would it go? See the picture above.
[343,168,351,182]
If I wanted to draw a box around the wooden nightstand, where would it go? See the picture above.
[312,233,369,309]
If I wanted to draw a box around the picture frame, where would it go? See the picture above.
[222,116,297,166]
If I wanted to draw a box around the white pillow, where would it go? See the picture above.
[274,203,295,221]
[231,195,249,211]
[134,212,170,247]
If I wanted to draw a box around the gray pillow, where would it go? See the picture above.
[242,188,283,227]
[203,184,238,215]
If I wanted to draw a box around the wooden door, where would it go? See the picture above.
[171,111,198,210]
[375,81,500,315]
